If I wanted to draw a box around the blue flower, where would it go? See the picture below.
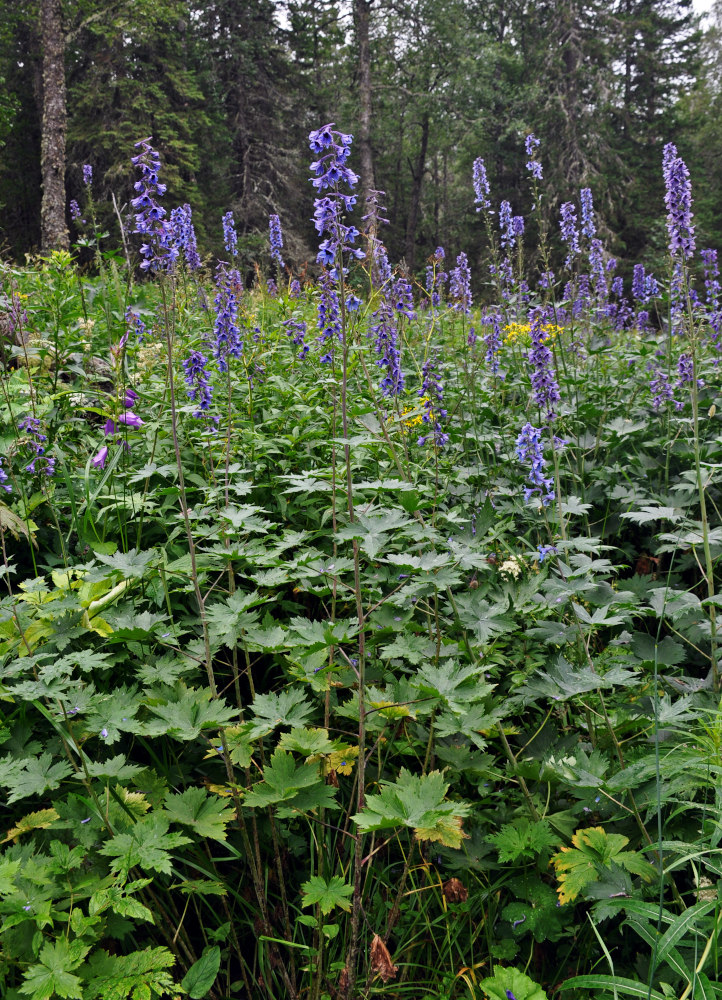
[222,211,238,257]
[559,202,580,269]
[516,422,554,506]
[183,350,213,417]
[663,142,695,260]
[269,214,285,270]
[473,157,491,210]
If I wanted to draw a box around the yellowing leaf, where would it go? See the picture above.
[3,808,60,843]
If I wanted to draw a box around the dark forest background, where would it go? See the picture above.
[1,0,721,282]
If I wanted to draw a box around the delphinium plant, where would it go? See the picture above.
[2,122,722,1000]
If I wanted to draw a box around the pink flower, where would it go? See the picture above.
[91,446,108,469]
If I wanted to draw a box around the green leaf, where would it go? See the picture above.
[181,946,221,999]
[163,787,236,841]
[248,688,314,738]
[93,547,157,578]
[83,755,142,780]
[1,752,73,804]
[490,819,557,863]
[558,975,667,998]
[353,769,470,848]
[243,749,329,811]
[145,687,238,741]
[20,939,89,1000]
[98,814,191,876]
[301,875,353,915]
[0,857,21,893]
[551,827,656,904]
[84,946,177,1000]
[656,900,716,964]
[277,726,335,757]
[479,965,549,999]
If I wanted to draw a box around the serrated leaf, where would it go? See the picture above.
[20,939,89,1000]
[3,808,59,844]
[83,755,141,780]
[490,819,557,863]
[353,769,470,847]
[243,749,326,810]
[98,814,191,876]
[1,753,73,804]
[248,688,314,738]
[479,965,549,999]
[93,547,157,578]
[0,856,21,893]
[84,946,177,1000]
[163,787,235,841]
[146,688,238,741]
[551,827,656,904]
[181,946,221,999]
[301,875,353,915]
[277,727,335,757]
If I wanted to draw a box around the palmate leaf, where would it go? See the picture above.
[301,875,353,915]
[243,749,331,814]
[490,819,557,863]
[145,687,238,741]
[479,965,549,1000]
[20,939,90,1000]
[84,946,178,1000]
[163,787,236,841]
[415,660,493,714]
[1,753,73,804]
[551,827,656,904]
[98,814,191,876]
[93,547,157,579]
[353,769,470,848]
[248,688,314,738]
[2,808,60,844]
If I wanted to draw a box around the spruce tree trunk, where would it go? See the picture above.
[354,0,375,217]
[40,0,68,251]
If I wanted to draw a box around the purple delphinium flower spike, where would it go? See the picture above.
[525,134,542,181]
[183,350,213,416]
[70,199,82,221]
[516,422,554,506]
[559,202,580,269]
[169,204,201,271]
[289,278,302,299]
[701,248,721,339]
[482,311,503,376]
[528,307,561,420]
[222,211,238,257]
[449,252,472,313]
[580,188,595,239]
[417,349,449,447]
[269,214,285,270]
[82,164,92,185]
[663,143,695,260]
[213,263,243,371]
[131,137,178,273]
[473,157,491,211]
